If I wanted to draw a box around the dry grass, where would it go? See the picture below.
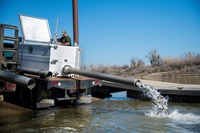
[82,52,200,77]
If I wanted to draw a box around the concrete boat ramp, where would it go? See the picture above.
[92,80,200,103]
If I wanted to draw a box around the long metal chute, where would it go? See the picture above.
[63,66,139,86]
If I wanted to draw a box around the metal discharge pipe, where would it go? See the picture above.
[73,0,79,46]
[18,67,52,79]
[63,66,139,86]
[0,70,36,89]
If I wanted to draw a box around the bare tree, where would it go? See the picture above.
[137,59,144,68]
[130,57,137,70]
[89,64,94,71]
[130,57,145,69]
[146,49,162,67]
[82,64,87,70]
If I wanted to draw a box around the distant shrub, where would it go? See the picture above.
[162,52,200,69]
[130,57,137,69]
[130,57,145,70]
[162,57,183,69]
[146,49,162,67]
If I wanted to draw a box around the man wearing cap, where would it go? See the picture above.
[56,30,71,46]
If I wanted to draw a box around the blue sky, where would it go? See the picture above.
[1,0,200,66]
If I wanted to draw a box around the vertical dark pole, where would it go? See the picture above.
[73,0,79,47]
[0,24,4,70]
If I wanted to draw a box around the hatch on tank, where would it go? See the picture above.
[18,14,81,76]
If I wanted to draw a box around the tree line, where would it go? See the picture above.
[82,49,200,77]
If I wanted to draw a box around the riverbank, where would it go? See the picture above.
[83,64,200,85]
[134,72,200,85]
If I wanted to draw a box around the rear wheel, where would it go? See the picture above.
[19,87,32,106]
[3,87,33,108]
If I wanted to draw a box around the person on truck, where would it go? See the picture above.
[56,30,71,46]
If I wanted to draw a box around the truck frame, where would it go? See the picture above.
[0,0,139,109]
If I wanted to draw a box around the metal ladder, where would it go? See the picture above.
[0,24,19,72]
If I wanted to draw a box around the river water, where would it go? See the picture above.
[0,91,200,133]
[1,76,200,133]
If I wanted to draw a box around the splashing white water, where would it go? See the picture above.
[136,81,200,124]
[169,109,200,124]
[136,81,170,116]
[77,95,92,104]
[146,109,200,124]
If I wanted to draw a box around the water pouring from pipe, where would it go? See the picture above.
[136,81,170,116]
[64,66,171,116]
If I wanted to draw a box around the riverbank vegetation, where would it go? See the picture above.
[82,50,200,79]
